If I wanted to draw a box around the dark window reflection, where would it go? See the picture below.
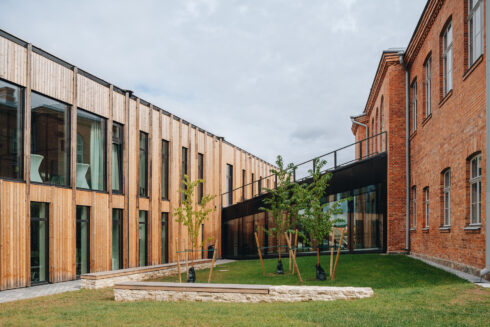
[31,92,70,186]
[0,79,23,180]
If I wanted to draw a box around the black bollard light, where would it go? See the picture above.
[187,267,196,283]
[276,259,284,274]
[316,263,327,281]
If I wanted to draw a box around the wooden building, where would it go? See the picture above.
[0,29,274,290]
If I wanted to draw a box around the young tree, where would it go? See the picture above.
[260,155,299,274]
[296,158,343,280]
[174,175,216,281]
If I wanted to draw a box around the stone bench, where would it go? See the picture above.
[81,259,215,289]
[113,281,374,303]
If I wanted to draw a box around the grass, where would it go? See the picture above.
[0,254,489,326]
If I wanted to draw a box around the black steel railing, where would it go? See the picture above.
[221,131,387,208]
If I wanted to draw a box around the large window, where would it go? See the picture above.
[161,212,168,264]
[443,170,451,227]
[112,209,123,270]
[242,169,246,201]
[181,147,188,201]
[139,211,148,267]
[0,79,23,180]
[424,187,429,228]
[161,140,169,199]
[468,0,483,66]
[226,164,233,206]
[470,155,482,225]
[77,109,106,191]
[30,202,49,284]
[198,153,204,204]
[31,92,70,186]
[411,79,417,132]
[411,186,417,228]
[424,56,432,117]
[442,21,453,96]
[251,173,255,196]
[139,132,148,196]
[112,123,123,193]
[76,206,90,276]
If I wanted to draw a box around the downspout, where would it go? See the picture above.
[399,52,410,253]
[350,117,369,157]
[482,0,490,279]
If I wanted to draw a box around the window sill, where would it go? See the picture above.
[139,195,150,199]
[439,90,453,108]
[421,114,432,127]
[422,227,429,233]
[77,188,109,194]
[463,55,483,81]
[439,226,451,233]
[464,224,481,231]
[410,228,417,232]
[31,181,71,189]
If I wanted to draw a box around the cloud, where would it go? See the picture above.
[0,0,426,165]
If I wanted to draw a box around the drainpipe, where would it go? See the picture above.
[482,1,490,279]
[399,52,410,253]
[350,117,369,158]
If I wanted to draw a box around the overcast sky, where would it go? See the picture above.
[1,0,426,165]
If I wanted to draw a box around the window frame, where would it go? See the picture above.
[0,77,24,181]
[139,132,149,197]
[424,187,429,228]
[75,205,90,277]
[467,0,483,67]
[443,170,451,227]
[424,55,432,118]
[161,140,169,200]
[411,79,417,132]
[226,164,233,206]
[412,186,417,229]
[469,154,482,225]
[442,21,453,96]
[197,153,204,204]
[112,122,123,194]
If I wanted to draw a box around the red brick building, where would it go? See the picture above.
[351,0,490,278]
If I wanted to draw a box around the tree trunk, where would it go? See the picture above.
[317,247,320,265]
[278,236,282,260]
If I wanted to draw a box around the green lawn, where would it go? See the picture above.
[0,254,488,326]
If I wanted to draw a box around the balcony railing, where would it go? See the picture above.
[221,131,387,208]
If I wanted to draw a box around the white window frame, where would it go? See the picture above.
[412,186,417,228]
[469,155,482,225]
[442,22,453,95]
[424,187,429,228]
[468,0,483,67]
[411,79,417,132]
[443,170,451,227]
[424,56,432,117]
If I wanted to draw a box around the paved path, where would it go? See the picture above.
[409,255,490,288]
[0,259,235,304]
[0,280,81,304]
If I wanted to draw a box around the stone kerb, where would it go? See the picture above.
[113,282,374,303]
[81,259,214,289]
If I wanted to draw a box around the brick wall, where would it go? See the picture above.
[408,0,486,271]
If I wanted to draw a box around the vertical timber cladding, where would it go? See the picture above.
[0,31,275,289]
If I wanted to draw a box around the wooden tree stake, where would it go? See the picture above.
[332,228,345,280]
[284,232,302,283]
[292,229,298,274]
[288,232,292,273]
[329,230,334,277]
[208,240,218,283]
[254,232,265,276]
[176,238,182,283]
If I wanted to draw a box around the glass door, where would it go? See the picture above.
[30,202,49,284]
[161,213,168,264]
[112,209,123,270]
[76,206,90,276]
